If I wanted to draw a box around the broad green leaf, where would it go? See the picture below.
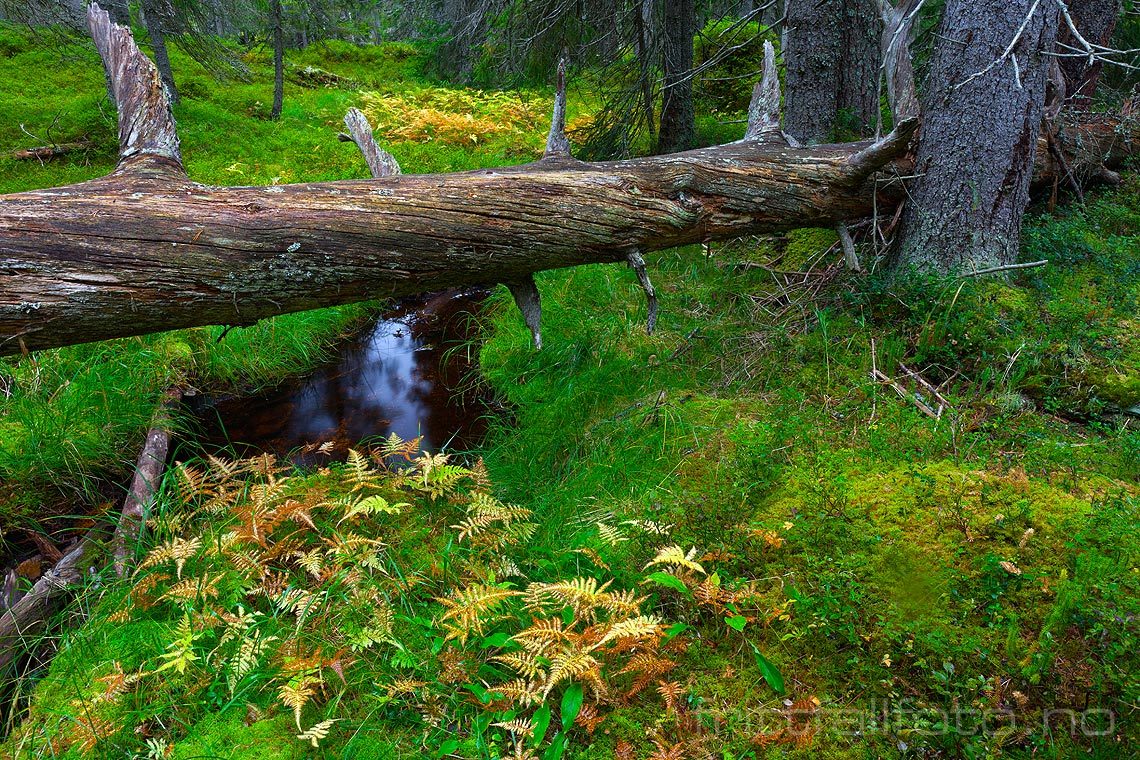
[543,734,569,760]
[481,631,512,649]
[433,739,460,758]
[725,615,748,632]
[663,622,689,641]
[464,682,491,704]
[560,683,584,728]
[644,571,690,595]
[750,643,786,694]
[531,702,552,747]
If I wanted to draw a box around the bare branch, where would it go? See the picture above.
[836,223,863,272]
[744,41,783,142]
[544,56,572,159]
[626,250,658,335]
[506,276,543,350]
[341,108,401,178]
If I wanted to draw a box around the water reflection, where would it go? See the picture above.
[198,291,488,466]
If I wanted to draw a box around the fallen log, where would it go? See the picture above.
[0,539,96,673]
[11,140,94,161]
[111,388,181,577]
[0,5,1135,358]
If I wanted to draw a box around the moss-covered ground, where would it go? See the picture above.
[0,21,1137,760]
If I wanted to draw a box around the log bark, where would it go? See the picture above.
[0,5,1135,358]
[11,141,94,161]
[111,388,181,577]
[0,539,96,673]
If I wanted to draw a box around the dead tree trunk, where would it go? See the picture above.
[895,0,1061,273]
[0,5,1134,358]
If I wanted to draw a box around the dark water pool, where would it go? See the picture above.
[194,289,491,466]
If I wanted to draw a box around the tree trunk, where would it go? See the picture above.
[658,0,696,153]
[785,0,881,143]
[271,0,284,120]
[635,0,657,148]
[1057,0,1121,108]
[895,0,1061,273]
[105,0,129,26]
[140,0,179,105]
[837,0,882,134]
[783,0,841,143]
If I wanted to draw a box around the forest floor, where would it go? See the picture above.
[0,24,1138,760]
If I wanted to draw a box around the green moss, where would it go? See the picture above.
[173,712,304,760]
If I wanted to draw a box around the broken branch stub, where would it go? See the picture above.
[341,107,401,178]
[880,0,923,123]
[544,56,572,159]
[506,276,543,350]
[845,117,920,185]
[744,41,783,142]
[87,3,181,171]
[626,250,659,335]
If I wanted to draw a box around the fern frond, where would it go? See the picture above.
[591,615,661,650]
[491,651,548,680]
[657,681,684,713]
[279,676,319,730]
[346,448,383,491]
[622,519,673,536]
[595,522,628,546]
[296,718,338,748]
[436,585,521,644]
[492,718,534,737]
[643,545,705,575]
[544,648,600,697]
[525,577,611,621]
[139,536,202,578]
[490,678,544,707]
[598,588,646,616]
[511,617,570,654]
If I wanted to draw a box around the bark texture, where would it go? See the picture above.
[837,0,883,132]
[896,0,1061,273]
[658,0,696,153]
[784,0,882,143]
[784,0,842,143]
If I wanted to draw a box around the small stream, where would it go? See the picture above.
[193,289,492,466]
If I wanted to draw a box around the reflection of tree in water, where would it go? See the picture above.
[201,294,487,466]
